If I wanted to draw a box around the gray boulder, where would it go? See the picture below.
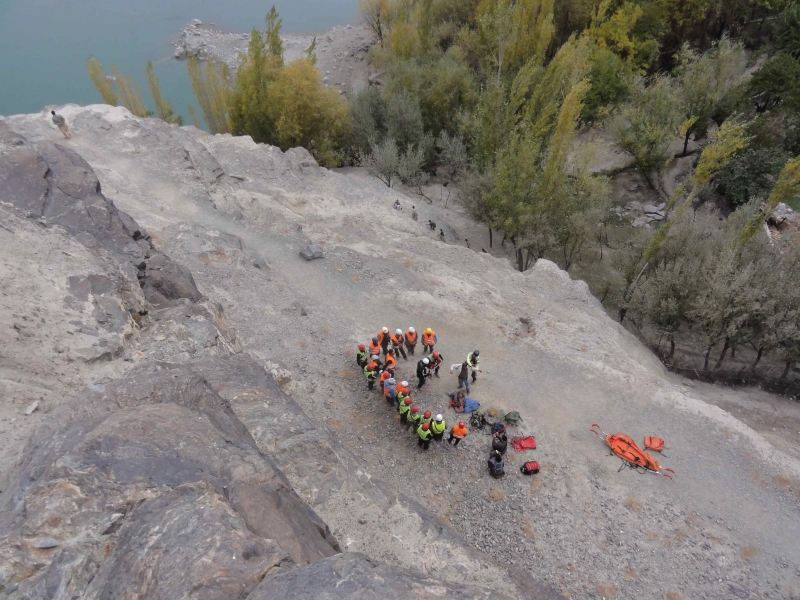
[300,244,325,260]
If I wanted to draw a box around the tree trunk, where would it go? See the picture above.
[781,359,793,380]
[750,346,763,373]
[714,339,730,370]
[488,227,493,249]
[516,248,524,272]
[703,345,713,371]
[683,130,691,157]
[730,343,736,359]
[669,338,676,359]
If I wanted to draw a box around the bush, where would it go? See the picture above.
[719,147,791,207]
[386,89,425,150]
[350,86,387,154]
[581,48,633,122]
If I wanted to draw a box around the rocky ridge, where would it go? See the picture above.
[1,104,799,598]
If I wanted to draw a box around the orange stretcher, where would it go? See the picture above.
[591,424,674,480]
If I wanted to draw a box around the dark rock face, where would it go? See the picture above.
[247,552,514,599]
[299,244,325,260]
[0,124,201,312]
[0,359,339,598]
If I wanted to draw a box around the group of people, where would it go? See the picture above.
[356,326,481,451]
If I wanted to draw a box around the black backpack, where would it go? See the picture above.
[520,461,540,475]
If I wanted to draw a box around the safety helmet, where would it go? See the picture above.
[403,387,410,394]
[425,328,432,334]
[422,358,430,365]
[382,327,389,333]
[370,355,379,361]
[396,328,402,335]
[404,398,412,405]
[372,337,379,344]
[387,378,396,385]
[367,361,376,369]
[401,381,408,387]
[422,423,430,431]
[436,414,443,421]
[432,351,440,359]
[409,327,415,333]
[411,406,419,413]
[358,344,365,350]
[458,421,465,428]
[473,350,480,356]
[424,410,431,418]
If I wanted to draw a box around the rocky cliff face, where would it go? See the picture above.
[1,105,799,599]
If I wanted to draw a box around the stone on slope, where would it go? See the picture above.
[300,244,325,260]
[0,359,339,598]
[248,552,514,599]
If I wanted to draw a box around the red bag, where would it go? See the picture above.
[520,461,539,475]
[511,436,537,451]
[644,436,665,452]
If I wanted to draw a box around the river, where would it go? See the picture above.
[0,0,359,119]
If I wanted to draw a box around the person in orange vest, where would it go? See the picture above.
[379,370,392,393]
[384,347,397,374]
[422,328,437,353]
[356,344,369,368]
[377,326,391,356]
[383,377,397,406]
[391,329,408,360]
[448,420,468,446]
[370,354,383,373]
[404,327,418,356]
[367,337,381,359]
[364,360,378,390]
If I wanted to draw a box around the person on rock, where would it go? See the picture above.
[51,110,71,139]
[404,327,418,356]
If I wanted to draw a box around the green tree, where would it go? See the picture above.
[187,56,232,134]
[581,46,633,121]
[87,56,118,106]
[146,61,182,125]
[350,86,388,153]
[111,66,149,117]
[386,89,425,149]
[364,137,400,186]
[360,0,391,47]
[265,6,285,64]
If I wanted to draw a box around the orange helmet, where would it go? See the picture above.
[358,344,365,350]
[422,423,429,431]
[404,398,412,405]
[411,406,419,414]
[424,410,431,419]
[458,421,465,428]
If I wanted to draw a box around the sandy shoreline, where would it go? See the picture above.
[173,19,375,94]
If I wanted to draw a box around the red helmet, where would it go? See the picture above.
[421,423,430,431]
[403,386,410,394]
[458,421,465,428]
[411,406,419,413]
[358,344,366,350]
[424,410,431,419]
[404,398,412,405]
[432,351,440,359]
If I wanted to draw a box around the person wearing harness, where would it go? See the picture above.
[364,360,378,390]
[356,344,369,368]
[427,351,443,377]
[391,329,408,360]
[417,422,433,450]
[488,449,505,479]
[416,358,430,389]
[467,350,482,383]
[431,414,446,442]
[448,421,468,446]
[422,328,437,353]
[404,327,418,356]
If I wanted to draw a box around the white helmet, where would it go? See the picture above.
[401,381,408,387]
[436,414,443,421]
[382,327,389,333]
[409,327,415,333]
[396,328,403,335]
[371,355,379,361]
[423,358,430,365]
[387,378,396,385]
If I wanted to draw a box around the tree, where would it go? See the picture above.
[265,6,284,64]
[229,28,275,141]
[110,66,149,117]
[398,144,430,195]
[612,75,681,190]
[187,56,232,134]
[477,0,516,83]
[146,61,182,125]
[360,0,391,47]
[364,137,400,186]
[581,46,633,122]
[350,86,388,154]
[676,37,748,156]
[737,155,800,244]
[87,56,118,106]
[386,89,425,150]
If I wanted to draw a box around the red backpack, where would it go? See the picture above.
[520,461,540,475]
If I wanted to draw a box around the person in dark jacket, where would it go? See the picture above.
[51,110,71,139]
[488,450,505,479]
[492,430,508,454]
[416,357,430,389]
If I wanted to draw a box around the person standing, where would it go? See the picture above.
[438,229,445,242]
[417,422,433,450]
[422,328,437,353]
[421,410,433,428]
[412,206,418,221]
[448,421,468,446]
[391,329,408,360]
[450,361,471,393]
[431,414,446,442]
[383,377,397,407]
[356,343,369,369]
[465,238,470,249]
[428,220,436,231]
[51,110,71,139]
[399,398,412,425]
[364,360,378,390]
[377,327,391,356]
[427,351,443,377]
[467,350,481,383]
[367,337,381,359]
[416,358,430,389]
[383,347,397,375]
[407,405,422,432]
[404,327,418,356]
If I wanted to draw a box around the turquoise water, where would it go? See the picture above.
[0,0,358,120]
